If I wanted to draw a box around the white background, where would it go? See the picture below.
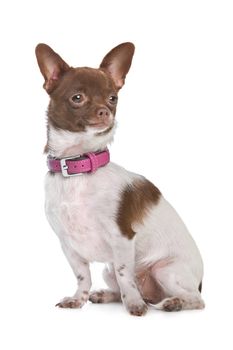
[0,0,232,349]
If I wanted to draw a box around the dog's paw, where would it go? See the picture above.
[89,290,121,303]
[126,301,148,316]
[162,297,183,312]
[55,296,86,309]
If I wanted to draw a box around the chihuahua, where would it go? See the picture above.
[35,42,204,316]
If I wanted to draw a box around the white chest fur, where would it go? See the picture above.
[45,162,137,262]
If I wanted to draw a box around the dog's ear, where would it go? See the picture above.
[35,44,70,93]
[100,42,135,89]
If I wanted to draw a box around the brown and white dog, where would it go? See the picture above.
[35,42,205,316]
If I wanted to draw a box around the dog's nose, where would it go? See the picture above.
[97,108,110,119]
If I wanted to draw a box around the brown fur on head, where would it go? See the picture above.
[35,43,135,133]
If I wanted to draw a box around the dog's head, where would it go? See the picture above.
[35,43,134,155]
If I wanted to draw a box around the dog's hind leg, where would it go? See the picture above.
[149,262,205,311]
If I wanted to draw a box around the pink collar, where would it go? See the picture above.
[47,149,110,177]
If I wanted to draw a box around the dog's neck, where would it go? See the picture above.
[47,124,116,158]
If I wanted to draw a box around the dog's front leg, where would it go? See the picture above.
[112,236,148,316]
[56,242,92,309]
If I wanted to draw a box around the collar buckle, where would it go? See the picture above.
[60,155,83,177]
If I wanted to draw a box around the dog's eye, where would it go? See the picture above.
[71,94,84,103]
[109,95,118,104]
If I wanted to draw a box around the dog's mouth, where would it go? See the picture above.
[87,119,114,130]
[88,122,106,128]
[86,120,115,136]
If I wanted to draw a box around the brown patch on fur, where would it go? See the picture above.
[117,178,161,239]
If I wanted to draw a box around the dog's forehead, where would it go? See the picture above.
[57,67,116,95]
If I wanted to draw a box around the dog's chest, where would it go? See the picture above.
[45,170,117,262]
